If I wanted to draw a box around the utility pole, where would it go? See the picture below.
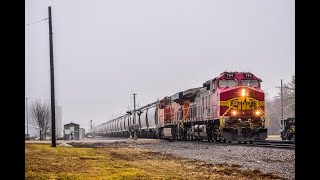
[133,93,137,140]
[127,104,133,139]
[26,97,29,137]
[281,79,283,121]
[48,6,56,147]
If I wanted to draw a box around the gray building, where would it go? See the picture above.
[79,128,85,140]
[64,122,80,140]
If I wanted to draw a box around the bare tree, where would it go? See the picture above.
[265,98,280,135]
[30,99,51,140]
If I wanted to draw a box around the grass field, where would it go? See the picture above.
[25,144,281,179]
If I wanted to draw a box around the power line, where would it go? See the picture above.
[26,18,48,26]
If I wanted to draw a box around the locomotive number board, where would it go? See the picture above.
[225,73,235,78]
[244,73,253,78]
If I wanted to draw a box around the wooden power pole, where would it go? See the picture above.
[133,93,137,140]
[48,6,56,147]
[281,79,283,120]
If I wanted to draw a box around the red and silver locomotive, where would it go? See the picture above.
[95,71,268,143]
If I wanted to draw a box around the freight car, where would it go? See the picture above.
[95,71,269,143]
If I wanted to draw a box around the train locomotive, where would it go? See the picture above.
[94,72,268,143]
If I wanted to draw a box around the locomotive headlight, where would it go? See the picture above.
[231,110,237,115]
[255,111,261,115]
[241,89,246,96]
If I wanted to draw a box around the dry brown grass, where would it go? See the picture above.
[25,144,282,179]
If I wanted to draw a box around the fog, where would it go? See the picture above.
[25,0,294,129]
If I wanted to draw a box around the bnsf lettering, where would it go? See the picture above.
[231,101,256,106]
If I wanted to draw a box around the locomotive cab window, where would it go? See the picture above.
[218,79,238,87]
[241,80,259,87]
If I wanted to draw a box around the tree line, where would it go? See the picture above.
[265,74,295,135]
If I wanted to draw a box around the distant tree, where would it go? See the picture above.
[265,97,281,135]
[30,99,51,140]
[287,74,295,115]
[282,84,295,118]
[265,74,295,135]
[288,74,295,91]
[280,74,295,118]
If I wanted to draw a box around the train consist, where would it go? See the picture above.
[95,72,268,143]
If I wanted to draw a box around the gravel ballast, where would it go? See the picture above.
[132,140,295,180]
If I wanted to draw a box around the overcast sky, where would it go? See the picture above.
[25,0,295,129]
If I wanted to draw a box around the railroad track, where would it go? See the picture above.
[165,139,295,149]
[92,137,295,149]
[208,140,295,149]
[251,140,295,149]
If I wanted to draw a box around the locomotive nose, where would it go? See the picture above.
[238,87,256,99]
